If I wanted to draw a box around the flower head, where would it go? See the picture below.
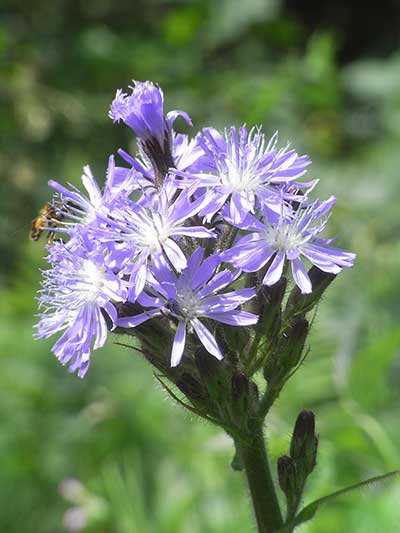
[34,78,356,379]
[222,197,355,294]
[35,239,128,377]
[47,155,137,239]
[96,180,216,301]
[173,126,313,224]
[118,248,258,366]
[109,81,192,182]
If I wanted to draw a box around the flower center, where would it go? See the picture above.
[215,129,265,194]
[130,213,171,252]
[220,164,262,193]
[264,223,304,252]
[174,286,200,319]
[77,260,107,303]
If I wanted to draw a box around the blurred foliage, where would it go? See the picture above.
[1,0,400,531]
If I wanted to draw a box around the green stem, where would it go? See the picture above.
[236,425,283,532]
[257,384,281,422]
[220,226,239,253]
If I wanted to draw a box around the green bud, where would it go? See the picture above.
[261,276,288,310]
[195,346,221,382]
[245,272,284,313]
[263,317,309,384]
[290,410,318,476]
[194,346,230,411]
[218,324,250,359]
[290,410,315,456]
[284,266,336,320]
[284,318,309,366]
[277,455,297,495]
[229,372,259,428]
[256,278,287,339]
[230,371,251,423]
[231,448,244,471]
[176,373,205,403]
[231,371,249,402]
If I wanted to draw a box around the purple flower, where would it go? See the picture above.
[48,155,137,237]
[97,179,216,301]
[118,249,258,366]
[33,78,357,381]
[173,126,313,224]
[221,197,356,294]
[35,240,128,377]
[109,81,165,143]
[110,81,194,183]
[109,80,191,146]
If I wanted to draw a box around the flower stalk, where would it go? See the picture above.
[235,424,283,533]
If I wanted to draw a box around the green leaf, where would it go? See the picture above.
[277,470,400,532]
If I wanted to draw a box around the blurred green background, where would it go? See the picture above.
[2,0,400,531]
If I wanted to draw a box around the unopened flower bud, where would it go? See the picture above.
[277,455,297,495]
[220,325,250,359]
[285,266,336,319]
[264,317,309,383]
[261,276,288,310]
[230,372,258,426]
[194,347,229,407]
[195,346,221,382]
[176,373,205,403]
[231,371,249,402]
[290,410,318,476]
[256,277,287,339]
[230,371,250,416]
[283,317,309,367]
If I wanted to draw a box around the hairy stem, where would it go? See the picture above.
[236,425,283,532]
[258,385,281,421]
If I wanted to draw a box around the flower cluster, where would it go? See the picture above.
[34,80,355,377]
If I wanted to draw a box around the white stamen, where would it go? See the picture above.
[77,259,107,303]
[175,285,200,319]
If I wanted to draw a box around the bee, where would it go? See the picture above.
[30,202,64,244]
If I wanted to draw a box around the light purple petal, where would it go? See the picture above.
[128,263,147,301]
[137,292,164,308]
[103,301,118,328]
[205,310,258,326]
[305,243,356,267]
[291,258,312,294]
[229,194,246,225]
[191,318,223,360]
[118,309,160,328]
[171,321,187,367]
[162,239,187,271]
[191,253,220,290]
[166,110,193,129]
[81,166,102,207]
[93,308,108,349]
[186,247,205,272]
[301,250,342,274]
[197,269,238,298]
[199,288,256,313]
[170,226,216,239]
[199,192,229,218]
[263,251,286,286]
[286,248,301,260]
[226,242,275,272]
